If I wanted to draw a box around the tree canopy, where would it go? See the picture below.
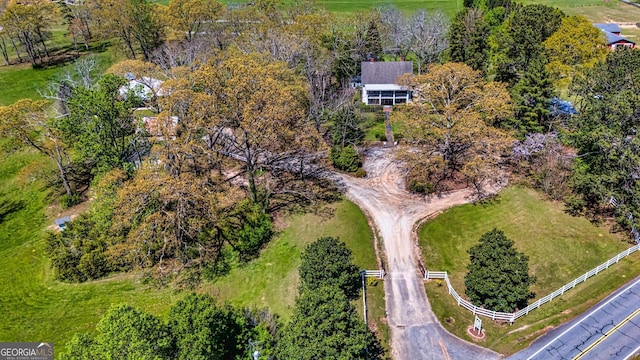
[298,236,361,300]
[465,229,535,312]
[567,48,640,229]
[394,62,513,193]
[277,286,383,360]
[61,294,278,360]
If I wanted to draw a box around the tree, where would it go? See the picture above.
[379,6,411,60]
[0,0,56,65]
[62,304,173,360]
[61,73,145,174]
[410,9,449,73]
[0,99,74,198]
[277,286,383,360]
[567,48,640,229]
[509,56,555,135]
[492,4,564,84]
[465,229,535,312]
[91,0,164,60]
[168,293,247,360]
[188,55,328,210]
[59,2,92,51]
[543,15,607,86]
[394,62,513,193]
[163,0,223,42]
[449,8,489,73]
[298,237,361,300]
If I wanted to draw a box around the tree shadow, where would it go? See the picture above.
[0,197,26,224]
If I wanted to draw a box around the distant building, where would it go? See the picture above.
[594,23,635,50]
[360,61,413,105]
[119,76,164,101]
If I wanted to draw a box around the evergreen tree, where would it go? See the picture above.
[276,286,383,360]
[449,8,490,73]
[363,20,383,60]
[299,237,362,300]
[493,4,564,84]
[168,294,248,360]
[510,56,555,135]
[568,48,640,228]
[465,229,535,312]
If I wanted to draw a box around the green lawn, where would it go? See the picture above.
[0,50,117,106]
[0,147,386,357]
[420,186,640,355]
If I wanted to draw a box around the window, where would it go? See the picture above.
[368,98,380,105]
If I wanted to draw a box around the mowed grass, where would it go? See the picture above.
[203,200,379,318]
[0,50,117,106]
[420,186,640,355]
[0,147,386,357]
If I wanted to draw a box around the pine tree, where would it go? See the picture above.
[449,8,490,73]
[510,56,555,135]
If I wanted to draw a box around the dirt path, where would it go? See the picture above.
[339,147,501,360]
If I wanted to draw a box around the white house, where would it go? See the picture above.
[361,61,413,105]
[119,76,164,101]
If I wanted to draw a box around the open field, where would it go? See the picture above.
[0,49,117,106]
[0,146,385,356]
[419,186,640,355]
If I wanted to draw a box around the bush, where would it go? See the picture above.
[61,193,81,209]
[408,179,435,194]
[354,168,366,178]
[331,146,362,172]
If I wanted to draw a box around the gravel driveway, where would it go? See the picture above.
[339,147,501,360]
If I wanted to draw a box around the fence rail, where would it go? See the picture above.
[425,243,640,323]
[364,269,385,279]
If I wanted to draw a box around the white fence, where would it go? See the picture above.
[364,269,385,279]
[425,243,640,323]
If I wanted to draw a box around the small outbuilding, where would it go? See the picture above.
[594,23,635,50]
[54,216,71,231]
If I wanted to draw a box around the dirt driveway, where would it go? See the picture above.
[339,147,501,360]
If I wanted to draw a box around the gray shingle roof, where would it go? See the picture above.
[361,61,413,85]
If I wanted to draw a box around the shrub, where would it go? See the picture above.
[331,146,362,172]
[61,193,81,209]
[408,179,435,194]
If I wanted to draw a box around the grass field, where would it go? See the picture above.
[0,146,386,357]
[420,186,640,355]
[0,49,117,106]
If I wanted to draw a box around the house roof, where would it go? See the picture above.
[602,30,635,45]
[361,61,413,85]
[594,23,621,34]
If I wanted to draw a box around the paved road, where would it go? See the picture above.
[508,276,640,360]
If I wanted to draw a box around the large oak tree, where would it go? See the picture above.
[394,62,513,193]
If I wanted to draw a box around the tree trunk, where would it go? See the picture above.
[37,29,49,58]
[9,37,22,62]
[0,37,9,66]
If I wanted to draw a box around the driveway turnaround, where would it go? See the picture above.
[508,276,640,360]
[340,147,500,360]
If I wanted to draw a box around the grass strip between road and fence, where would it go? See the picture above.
[425,242,640,322]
